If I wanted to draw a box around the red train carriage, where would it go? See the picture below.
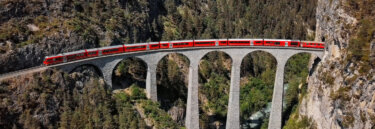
[149,42,160,50]
[100,45,124,55]
[43,38,325,66]
[287,40,301,47]
[86,48,99,57]
[193,40,216,47]
[252,39,264,46]
[263,39,286,46]
[171,40,194,48]
[218,39,228,46]
[160,41,170,49]
[228,39,251,46]
[43,55,64,65]
[65,50,87,62]
[301,41,324,49]
[125,43,148,52]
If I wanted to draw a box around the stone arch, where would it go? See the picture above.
[70,63,103,77]
[156,52,191,126]
[240,50,278,79]
[111,57,148,90]
[198,50,233,128]
[281,51,321,127]
[286,51,322,76]
[239,50,278,128]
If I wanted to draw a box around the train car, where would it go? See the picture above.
[263,39,286,47]
[149,42,160,50]
[65,50,87,62]
[252,39,264,46]
[301,41,325,49]
[125,43,148,52]
[286,40,301,47]
[86,48,100,57]
[218,39,228,46]
[228,39,251,46]
[193,39,216,47]
[160,41,170,49]
[171,40,194,48]
[43,55,65,65]
[100,45,124,55]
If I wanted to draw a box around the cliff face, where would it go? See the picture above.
[0,0,164,74]
[299,0,375,129]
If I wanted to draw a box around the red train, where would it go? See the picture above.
[43,39,325,65]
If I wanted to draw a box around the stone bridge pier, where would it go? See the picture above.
[55,47,324,129]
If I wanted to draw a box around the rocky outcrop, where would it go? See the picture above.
[0,67,105,128]
[0,32,98,74]
[0,0,165,74]
[314,0,357,58]
[299,0,375,129]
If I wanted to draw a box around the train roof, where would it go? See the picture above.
[194,39,217,41]
[263,39,293,41]
[63,50,86,55]
[99,45,124,50]
[300,41,325,43]
[229,38,256,41]
[148,42,159,44]
[86,48,99,51]
[170,40,194,43]
[159,41,170,43]
[125,43,148,46]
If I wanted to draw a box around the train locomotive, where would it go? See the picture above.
[43,39,324,65]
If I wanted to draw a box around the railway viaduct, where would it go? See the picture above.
[52,46,324,129]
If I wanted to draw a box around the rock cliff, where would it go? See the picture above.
[299,0,375,129]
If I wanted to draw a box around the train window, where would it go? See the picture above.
[291,42,299,46]
[275,42,280,45]
[88,52,97,55]
[220,41,227,44]
[47,59,52,62]
[266,41,272,44]
[151,45,159,47]
[161,44,169,47]
[255,41,262,43]
[195,42,214,44]
[67,55,76,60]
[56,57,63,60]
[174,42,189,46]
[229,41,249,44]
[127,46,146,49]
[103,48,119,53]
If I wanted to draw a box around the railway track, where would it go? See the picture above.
[0,66,48,81]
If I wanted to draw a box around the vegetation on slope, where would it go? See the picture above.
[0,69,180,129]
[199,51,231,128]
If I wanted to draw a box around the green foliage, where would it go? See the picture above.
[129,84,146,100]
[329,86,352,102]
[156,54,188,112]
[241,78,273,120]
[201,73,229,117]
[282,54,311,126]
[320,71,335,85]
[240,51,277,128]
[140,100,179,128]
[283,115,315,129]
[284,54,310,83]
[346,19,375,72]
[198,51,232,128]
[342,111,355,128]
[0,69,182,129]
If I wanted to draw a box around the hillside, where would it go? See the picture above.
[1,0,374,129]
